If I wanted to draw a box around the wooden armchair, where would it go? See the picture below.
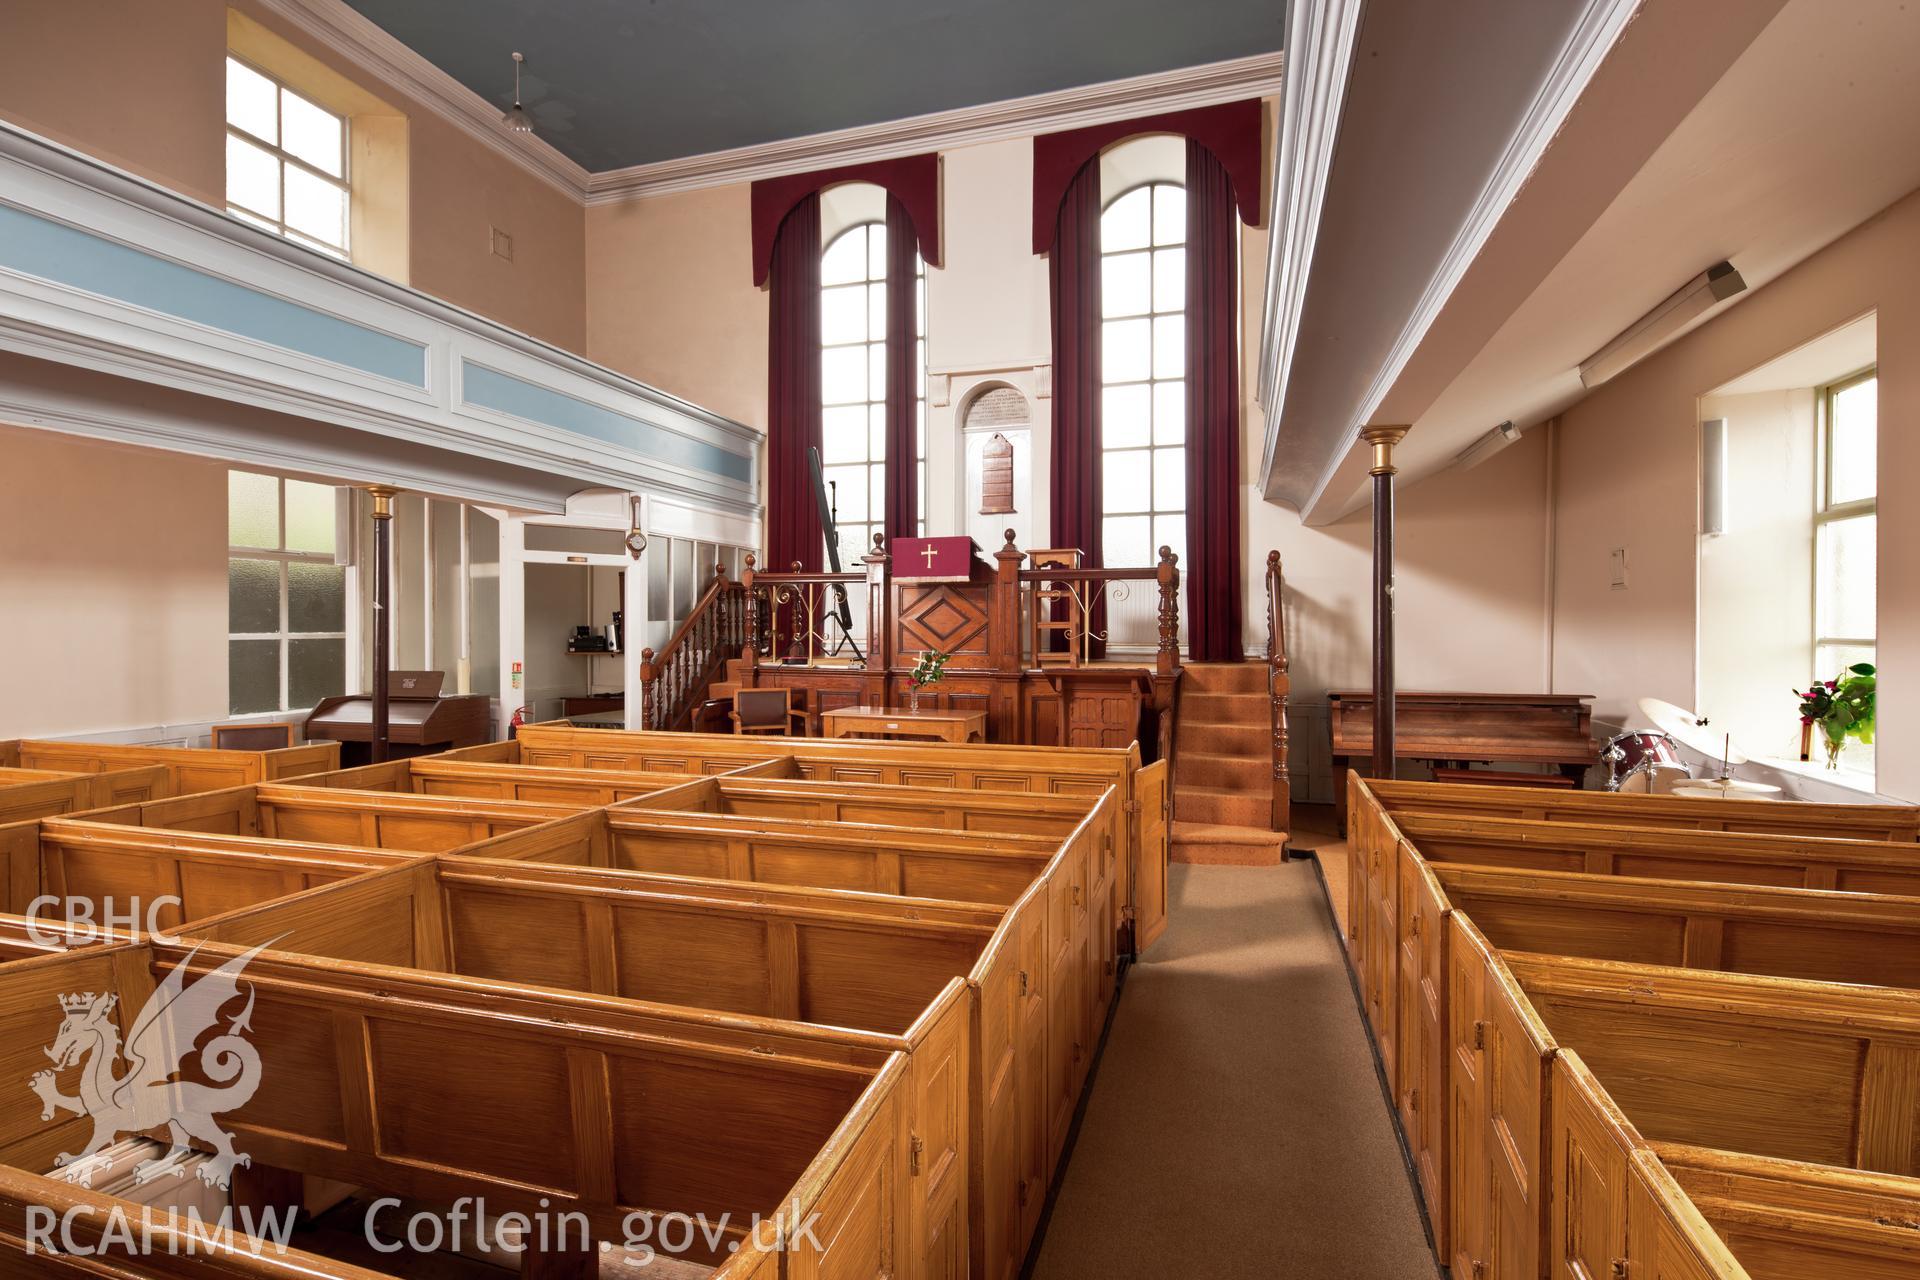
[729,688,808,737]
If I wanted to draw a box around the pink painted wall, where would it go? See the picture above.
[1554,186,1920,799]
[0,0,585,352]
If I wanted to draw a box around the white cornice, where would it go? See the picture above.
[587,51,1284,204]
[1255,0,1364,491]
[252,0,593,201]
[1293,0,1644,518]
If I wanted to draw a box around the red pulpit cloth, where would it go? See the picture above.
[892,536,983,583]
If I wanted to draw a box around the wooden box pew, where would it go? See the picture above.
[2,817,403,928]
[2,737,341,796]
[0,764,172,823]
[303,752,798,802]
[0,912,105,964]
[189,851,1066,1280]
[1397,810,1920,896]
[1656,1142,1920,1280]
[510,723,1172,951]
[1506,950,1920,1179]
[0,940,940,1279]
[1549,1051,1756,1280]
[1367,774,1920,842]
[60,782,591,854]
[1435,863,1920,989]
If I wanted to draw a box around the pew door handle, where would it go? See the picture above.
[1610,1263,1627,1280]
[910,1134,925,1176]
[1018,970,1030,996]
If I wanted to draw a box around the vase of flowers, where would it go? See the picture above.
[907,649,949,713]
[1795,663,1876,769]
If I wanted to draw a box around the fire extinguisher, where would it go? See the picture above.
[508,703,528,739]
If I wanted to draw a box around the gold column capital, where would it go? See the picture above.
[1361,425,1411,476]
[365,484,401,518]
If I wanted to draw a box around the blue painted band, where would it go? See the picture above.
[462,362,754,484]
[0,204,426,386]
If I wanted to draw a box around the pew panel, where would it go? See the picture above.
[1552,1052,1644,1280]
[1395,840,1449,1245]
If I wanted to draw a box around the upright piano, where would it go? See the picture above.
[1328,690,1597,825]
[305,671,492,766]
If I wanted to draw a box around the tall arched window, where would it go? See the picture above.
[1099,181,1186,568]
[819,221,926,562]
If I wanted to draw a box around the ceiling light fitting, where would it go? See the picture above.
[1456,421,1523,469]
[502,52,534,135]
[1578,261,1747,389]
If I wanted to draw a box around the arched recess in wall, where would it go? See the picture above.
[956,381,1034,552]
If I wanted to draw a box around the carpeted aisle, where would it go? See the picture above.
[1028,858,1439,1280]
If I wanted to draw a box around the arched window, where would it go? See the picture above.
[1099,181,1185,567]
[819,222,927,561]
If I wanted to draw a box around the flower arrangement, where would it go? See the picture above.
[1795,663,1876,769]
[907,649,949,712]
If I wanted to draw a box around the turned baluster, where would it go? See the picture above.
[639,647,657,729]
[1155,545,1181,677]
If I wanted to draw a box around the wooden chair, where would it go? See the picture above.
[209,721,298,750]
[730,687,804,737]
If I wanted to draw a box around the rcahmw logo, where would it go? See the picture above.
[30,941,277,1191]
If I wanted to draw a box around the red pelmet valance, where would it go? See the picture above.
[750,154,942,286]
[1031,98,1264,254]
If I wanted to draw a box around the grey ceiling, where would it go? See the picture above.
[343,0,1286,172]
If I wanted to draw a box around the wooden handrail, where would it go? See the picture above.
[1265,550,1291,835]
[638,566,746,731]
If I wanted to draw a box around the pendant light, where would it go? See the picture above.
[502,52,534,134]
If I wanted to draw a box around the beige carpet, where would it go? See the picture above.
[1028,855,1438,1280]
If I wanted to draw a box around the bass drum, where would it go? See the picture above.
[1604,731,1686,793]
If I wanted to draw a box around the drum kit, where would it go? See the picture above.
[1602,697,1782,798]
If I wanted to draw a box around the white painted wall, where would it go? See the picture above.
[0,425,228,736]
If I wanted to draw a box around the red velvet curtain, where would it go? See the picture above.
[1183,139,1244,662]
[1048,158,1105,658]
[883,195,920,544]
[766,194,823,576]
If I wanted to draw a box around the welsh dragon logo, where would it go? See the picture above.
[29,943,273,1190]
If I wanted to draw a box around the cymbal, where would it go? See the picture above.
[1637,697,1750,765]
[1671,777,1780,796]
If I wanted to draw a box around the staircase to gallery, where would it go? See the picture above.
[1171,660,1287,865]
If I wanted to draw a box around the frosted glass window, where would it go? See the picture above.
[1827,375,1876,507]
[283,479,336,553]
[229,558,280,632]
[817,219,928,559]
[1812,369,1877,689]
[227,468,349,713]
[1815,514,1875,640]
[1098,182,1188,571]
[228,471,279,548]
[225,56,349,255]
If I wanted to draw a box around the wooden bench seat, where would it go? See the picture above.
[1656,1143,1920,1280]
[3,737,340,796]
[1370,774,1920,841]
[81,782,591,850]
[1435,863,1920,988]
[506,724,1171,950]
[0,764,172,823]
[0,937,934,1277]
[1,817,403,926]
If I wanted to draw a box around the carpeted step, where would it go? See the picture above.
[1180,662,1271,695]
[1178,691,1267,724]
[1174,719,1269,758]
[1174,784,1271,828]
[1176,750,1269,791]
[1170,820,1285,866]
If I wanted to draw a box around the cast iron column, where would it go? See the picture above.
[1363,427,1410,781]
[367,486,399,763]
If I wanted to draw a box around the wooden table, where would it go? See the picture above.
[820,706,988,744]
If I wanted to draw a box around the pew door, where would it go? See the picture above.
[1134,760,1170,951]
[1552,1052,1640,1280]
[1625,1151,1754,1280]
[1449,914,1555,1280]
[1397,842,1450,1253]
